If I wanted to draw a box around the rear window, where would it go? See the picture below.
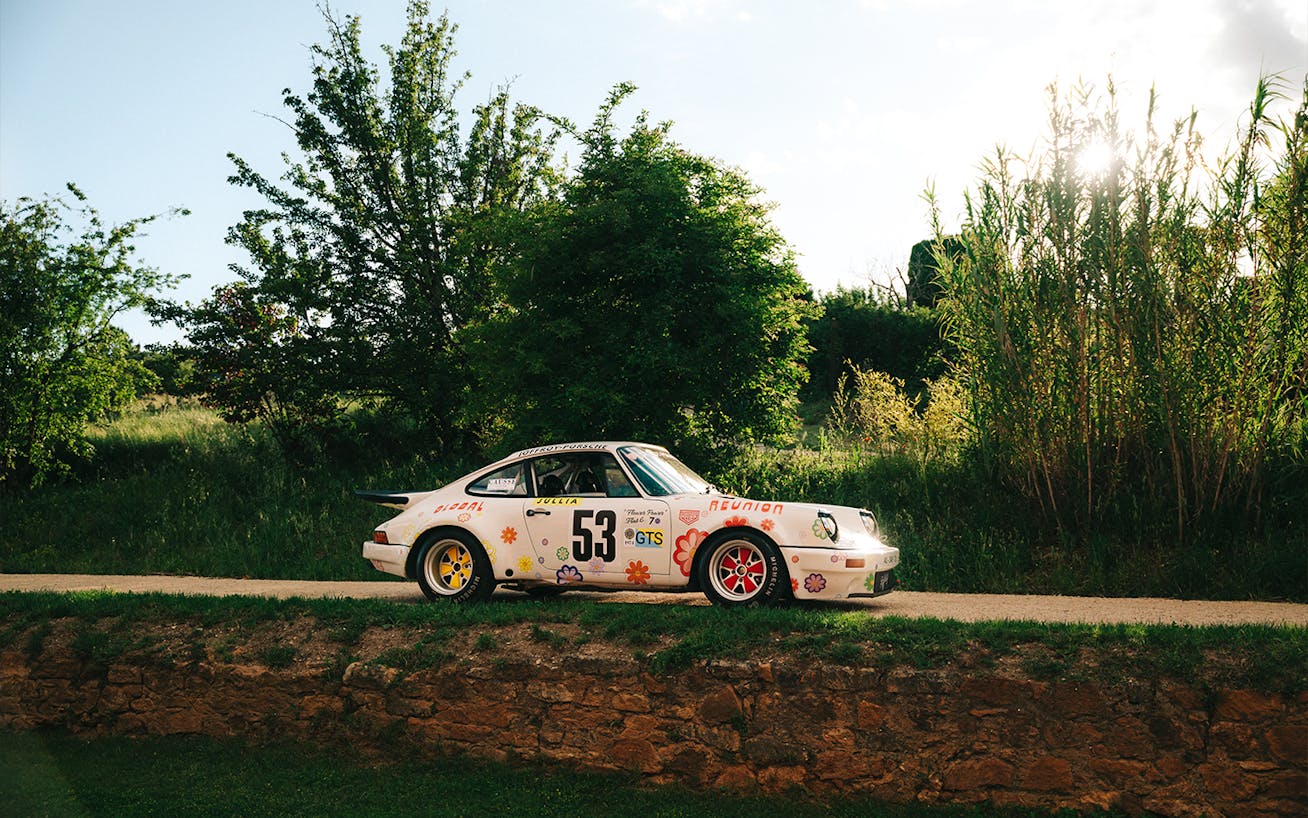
[466,463,528,496]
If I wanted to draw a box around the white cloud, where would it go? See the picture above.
[1210,0,1308,76]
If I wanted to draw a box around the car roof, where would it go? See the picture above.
[501,441,669,463]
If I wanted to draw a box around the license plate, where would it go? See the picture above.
[873,569,896,593]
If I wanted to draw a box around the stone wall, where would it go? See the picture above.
[1,628,1304,817]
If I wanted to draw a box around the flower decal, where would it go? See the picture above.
[556,565,583,584]
[486,544,497,565]
[501,526,518,545]
[864,573,877,592]
[761,518,775,532]
[625,560,651,584]
[723,515,748,528]
[555,546,569,561]
[673,528,707,577]
[811,519,829,540]
[790,577,799,594]
[588,558,605,574]
[517,555,533,574]
[804,573,827,593]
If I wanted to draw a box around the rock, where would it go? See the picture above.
[1023,757,1074,791]
[610,738,661,772]
[856,700,887,730]
[943,757,1014,790]
[714,764,756,791]
[698,685,742,725]
[1265,724,1308,765]
[1216,690,1285,723]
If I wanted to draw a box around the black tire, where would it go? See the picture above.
[414,530,494,603]
[694,530,785,607]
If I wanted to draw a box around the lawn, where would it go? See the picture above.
[1,730,1116,818]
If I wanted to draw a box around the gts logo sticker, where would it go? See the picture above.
[633,529,664,547]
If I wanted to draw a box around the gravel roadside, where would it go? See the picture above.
[2,573,1305,627]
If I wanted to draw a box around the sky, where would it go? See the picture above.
[2,0,1306,345]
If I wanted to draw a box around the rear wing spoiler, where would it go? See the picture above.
[353,489,433,511]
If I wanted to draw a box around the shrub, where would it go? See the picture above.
[929,76,1308,538]
[825,363,971,463]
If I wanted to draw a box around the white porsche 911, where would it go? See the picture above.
[359,441,899,607]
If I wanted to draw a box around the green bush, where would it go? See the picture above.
[824,365,971,463]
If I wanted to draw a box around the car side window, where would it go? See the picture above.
[530,453,640,498]
[531,456,568,497]
[466,463,527,496]
[604,459,639,497]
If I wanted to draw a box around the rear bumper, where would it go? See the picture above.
[362,541,410,578]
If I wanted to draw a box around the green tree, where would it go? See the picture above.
[187,2,556,452]
[805,284,944,398]
[905,235,963,309]
[134,342,198,398]
[167,282,337,451]
[0,185,182,488]
[470,87,817,461]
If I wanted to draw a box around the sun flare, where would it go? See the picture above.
[1077,140,1115,177]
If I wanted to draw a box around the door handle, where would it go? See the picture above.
[526,509,551,517]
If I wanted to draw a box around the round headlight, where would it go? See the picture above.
[818,510,839,542]
[860,510,878,537]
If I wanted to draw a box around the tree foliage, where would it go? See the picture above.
[805,284,944,398]
[469,87,817,461]
[933,76,1308,537]
[0,186,181,488]
[173,1,556,452]
[905,235,963,309]
[169,282,337,450]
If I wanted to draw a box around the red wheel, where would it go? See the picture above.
[696,531,783,607]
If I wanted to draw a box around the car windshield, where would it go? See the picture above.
[617,446,711,496]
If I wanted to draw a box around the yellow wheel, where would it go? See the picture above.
[415,532,493,602]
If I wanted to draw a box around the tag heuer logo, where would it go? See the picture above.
[679,510,700,525]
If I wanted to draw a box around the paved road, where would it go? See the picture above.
[2,573,1305,627]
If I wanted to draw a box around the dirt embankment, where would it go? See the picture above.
[2,615,1304,817]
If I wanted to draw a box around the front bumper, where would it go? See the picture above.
[781,543,900,600]
[362,541,410,578]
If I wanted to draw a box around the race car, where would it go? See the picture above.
[358,441,899,607]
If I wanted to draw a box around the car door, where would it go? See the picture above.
[523,496,673,583]
[521,452,672,584]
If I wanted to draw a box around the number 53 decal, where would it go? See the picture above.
[573,509,617,562]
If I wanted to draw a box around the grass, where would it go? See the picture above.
[1,400,1303,601]
[0,730,1118,818]
[0,401,473,582]
[715,445,1308,602]
[2,591,1303,694]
